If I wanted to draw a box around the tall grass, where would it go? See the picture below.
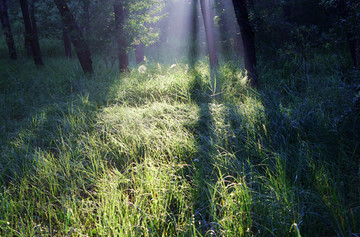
[0,48,359,236]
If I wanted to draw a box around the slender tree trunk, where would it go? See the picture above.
[200,0,218,69]
[24,31,31,57]
[0,0,17,59]
[232,0,257,86]
[62,25,72,58]
[29,0,41,57]
[19,0,43,65]
[188,0,199,67]
[54,0,93,73]
[135,42,144,64]
[114,1,129,72]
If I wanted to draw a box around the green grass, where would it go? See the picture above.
[0,49,359,236]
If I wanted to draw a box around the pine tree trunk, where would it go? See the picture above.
[0,0,17,59]
[232,0,257,86]
[62,25,72,58]
[54,0,93,73]
[19,0,43,65]
[200,0,218,69]
[114,1,129,72]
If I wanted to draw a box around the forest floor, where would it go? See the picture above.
[0,53,359,236]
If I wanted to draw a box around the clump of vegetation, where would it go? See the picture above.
[0,50,359,235]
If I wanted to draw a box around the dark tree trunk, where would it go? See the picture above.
[0,0,17,59]
[19,0,43,65]
[135,43,144,64]
[29,0,41,57]
[114,1,129,73]
[54,0,93,73]
[200,0,218,69]
[24,31,32,57]
[188,0,199,67]
[62,25,72,58]
[232,0,257,86]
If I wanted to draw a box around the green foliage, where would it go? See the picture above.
[0,46,359,235]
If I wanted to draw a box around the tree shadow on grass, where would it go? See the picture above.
[0,57,121,186]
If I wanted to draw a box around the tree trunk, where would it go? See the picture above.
[232,0,257,86]
[54,0,93,73]
[29,0,41,57]
[114,1,129,73]
[62,25,72,58]
[0,0,17,59]
[188,0,199,67]
[19,0,43,65]
[200,0,218,69]
[135,42,144,64]
[24,31,32,57]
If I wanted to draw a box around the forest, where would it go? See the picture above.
[0,0,359,236]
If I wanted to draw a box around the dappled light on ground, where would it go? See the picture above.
[1,34,359,237]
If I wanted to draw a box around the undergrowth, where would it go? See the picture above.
[0,51,359,236]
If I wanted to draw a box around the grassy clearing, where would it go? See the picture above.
[0,51,359,236]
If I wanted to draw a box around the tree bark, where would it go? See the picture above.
[29,0,41,57]
[135,42,144,64]
[232,0,257,86]
[24,31,32,57]
[54,0,93,73]
[188,0,199,67]
[0,0,17,59]
[114,1,129,73]
[200,0,218,69]
[62,25,72,58]
[19,0,43,65]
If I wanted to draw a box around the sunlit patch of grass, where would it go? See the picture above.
[106,63,195,106]
[95,102,199,166]
[0,53,359,236]
[93,158,193,236]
